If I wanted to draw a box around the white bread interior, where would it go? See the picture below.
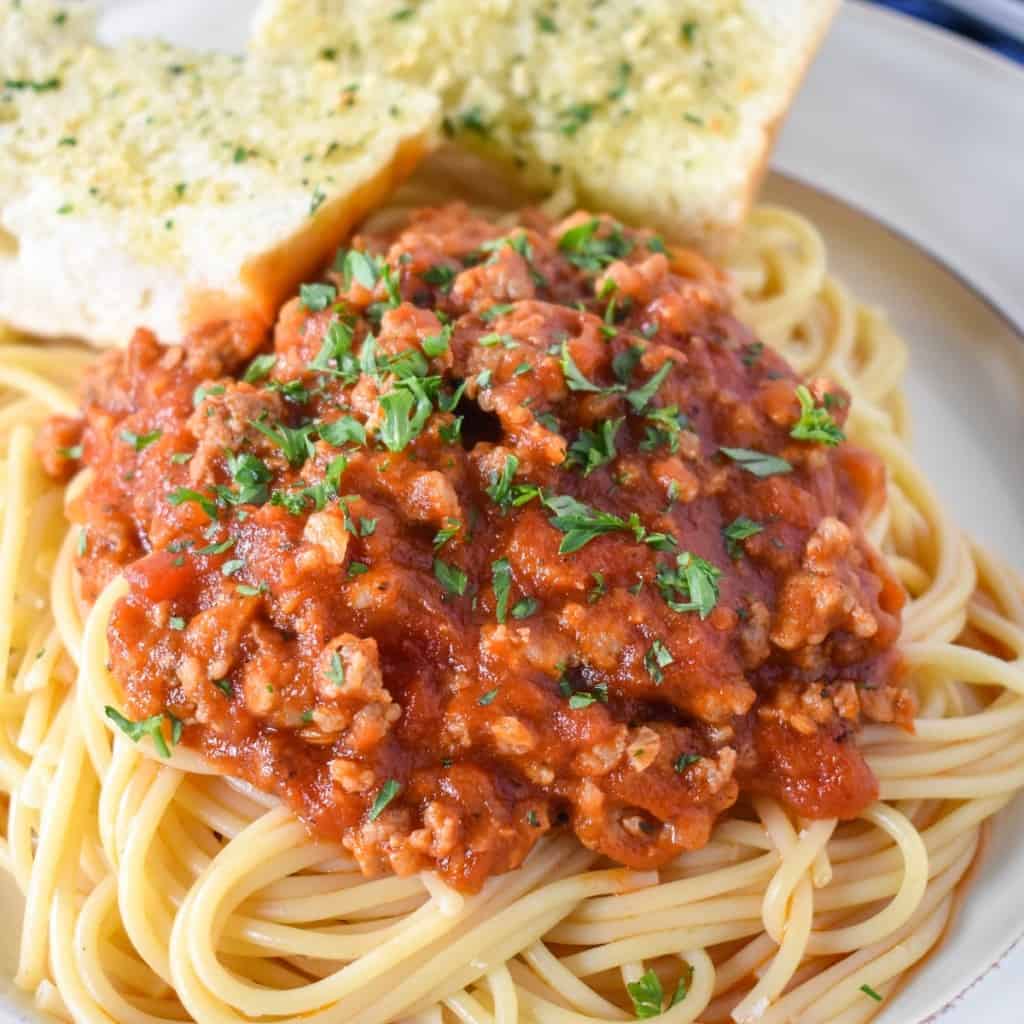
[0,9,439,346]
[252,0,840,252]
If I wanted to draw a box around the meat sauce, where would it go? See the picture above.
[40,204,910,891]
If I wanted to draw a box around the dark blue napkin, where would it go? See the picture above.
[868,0,1024,62]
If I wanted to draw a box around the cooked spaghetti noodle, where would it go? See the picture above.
[0,201,1022,1024]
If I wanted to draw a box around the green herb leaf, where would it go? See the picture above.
[167,487,218,520]
[566,418,621,476]
[300,282,337,311]
[511,597,539,619]
[560,341,624,395]
[169,616,186,631]
[197,536,235,555]
[720,447,792,478]
[327,652,346,687]
[433,519,460,550]
[341,249,379,290]
[626,361,672,413]
[860,985,883,1003]
[250,419,315,468]
[626,969,665,1019]
[422,264,456,293]
[213,678,233,696]
[644,639,674,684]
[319,416,367,447]
[542,494,630,554]
[791,385,845,446]
[478,688,499,706]
[656,552,722,618]
[486,454,520,510]
[557,218,633,272]
[434,558,468,596]
[104,707,174,758]
[722,517,763,559]
[243,353,277,383]
[368,779,401,821]
[492,558,512,623]
[120,428,162,452]
[674,753,700,773]
[422,324,452,357]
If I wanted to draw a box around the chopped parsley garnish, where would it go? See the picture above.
[59,444,83,460]
[310,319,355,374]
[327,652,346,687]
[791,385,846,446]
[479,332,518,349]
[339,248,379,290]
[422,324,452,358]
[722,517,763,559]
[656,552,722,619]
[557,218,633,272]
[626,361,673,413]
[433,519,460,550]
[368,779,401,821]
[566,418,621,476]
[644,640,674,684]
[860,985,883,1003]
[197,536,234,556]
[347,562,369,576]
[542,494,673,555]
[626,968,687,1018]
[225,451,272,505]
[319,416,367,447]
[167,487,217,520]
[120,428,162,452]
[674,753,700,773]
[236,583,266,597]
[492,559,512,623]
[486,454,520,510]
[720,447,793,478]
[243,353,277,383]
[170,452,192,464]
[104,707,177,758]
[213,679,233,696]
[612,345,643,385]
[536,12,556,32]
[640,406,688,453]
[300,282,337,311]
[741,341,764,367]
[511,597,538,619]
[558,102,594,137]
[192,383,225,407]
[221,558,245,577]
[481,303,514,323]
[542,494,630,553]
[422,264,457,293]
[588,572,607,603]
[4,77,61,93]
[378,378,435,452]
[434,558,468,596]
[250,419,315,467]
[478,688,499,706]
[169,616,186,631]
[560,341,624,395]
[359,517,378,537]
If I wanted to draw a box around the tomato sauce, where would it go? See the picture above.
[40,204,908,890]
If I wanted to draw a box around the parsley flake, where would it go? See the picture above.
[368,779,401,821]
[791,385,845,446]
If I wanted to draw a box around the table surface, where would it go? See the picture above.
[868,0,1024,59]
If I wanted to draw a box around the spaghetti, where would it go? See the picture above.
[0,203,1022,1024]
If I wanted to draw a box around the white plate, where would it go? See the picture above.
[8,2,1021,1021]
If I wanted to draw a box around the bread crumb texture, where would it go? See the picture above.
[252,0,837,244]
[0,1,439,343]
